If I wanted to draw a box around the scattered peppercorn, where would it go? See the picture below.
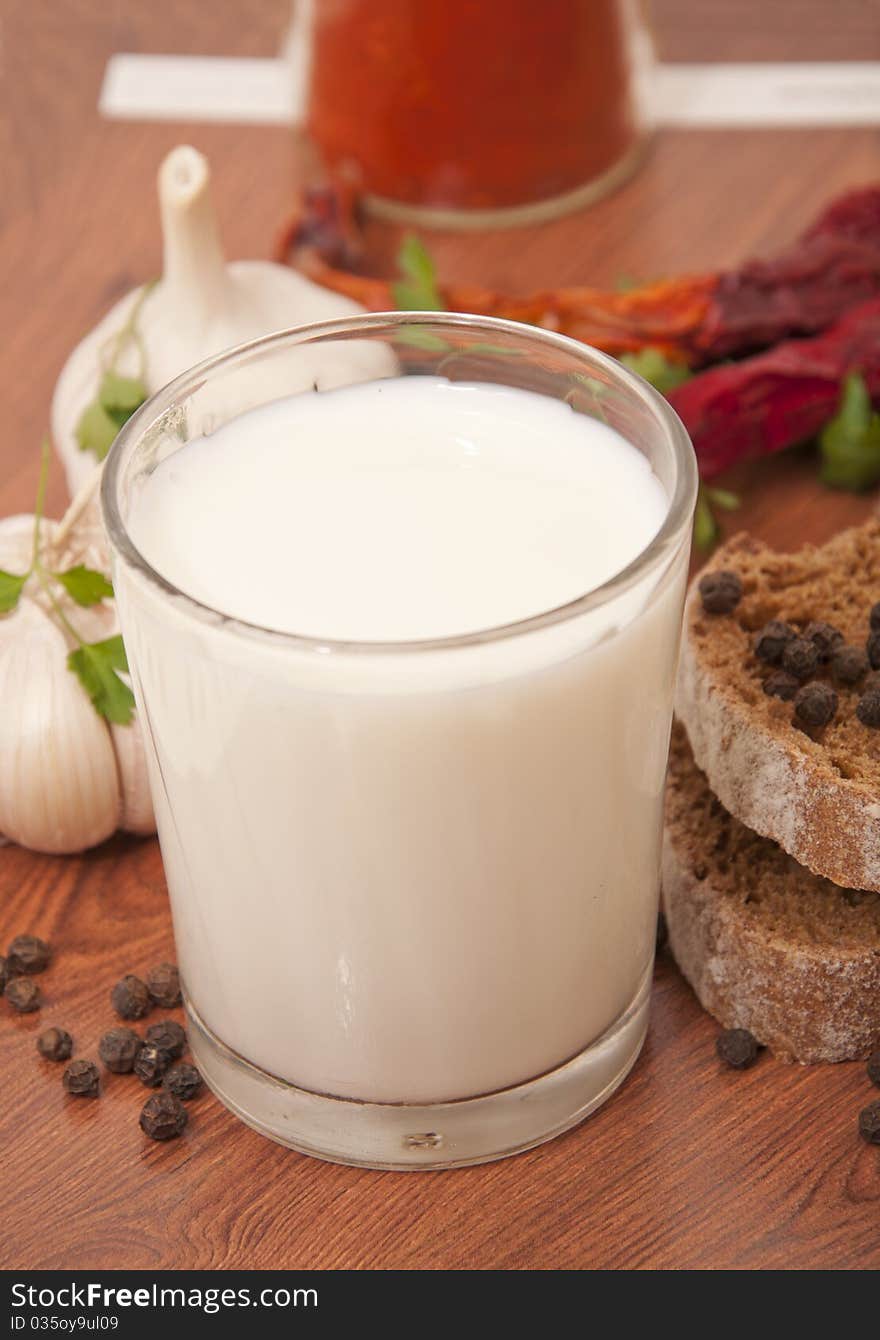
[5,976,40,1012]
[145,1020,186,1060]
[146,962,181,1009]
[858,1100,880,1145]
[37,1027,73,1061]
[111,974,151,1021]
[803,621,844,663]
[867,631,880,670]
[754,620,796,664]
[163,1062,203,1102]
[794,681,838,728]
[98,1027,142,1074]
[134,1043,171,1087]
[63,1059,100,1098]
[7,934,51,976]
[140,1091,188,1141]
[763,669,799,701]
[716,1028,760,1070]
[856,686,880,728]
[0,955,7,996]
[870,602,880,632]
[830,644,868,687]
[781,637,820,681]
[699,570,742,615]
[867,1050,880,1088]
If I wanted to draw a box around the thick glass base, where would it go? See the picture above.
[185,963,652,1170]
[362,138,648,232]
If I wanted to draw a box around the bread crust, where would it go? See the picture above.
[663,727,880,1062]
[676,526,880,893]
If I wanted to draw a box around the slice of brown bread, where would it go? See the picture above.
[677,519,880,893]
[663,723,880,1062]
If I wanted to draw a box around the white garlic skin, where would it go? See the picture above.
[0,599,120,853]
[52,145,388,497]
[0,492,156,854]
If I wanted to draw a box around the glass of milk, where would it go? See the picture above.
[103,313,697,1169]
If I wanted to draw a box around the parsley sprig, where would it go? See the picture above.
[819,372,880,492]
[75,282,156,461]
[0,439,134,724]
[392,236,445,311]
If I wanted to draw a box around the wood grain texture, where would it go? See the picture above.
[1,1,880,1271]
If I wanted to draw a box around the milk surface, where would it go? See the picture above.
[128,377,667,640]
[118,375,686,1103]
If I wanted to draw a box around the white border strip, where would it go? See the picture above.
[99,55,880,129]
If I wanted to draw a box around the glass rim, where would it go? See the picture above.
[101,310,698,655]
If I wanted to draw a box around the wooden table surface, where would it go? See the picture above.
[2,1,880,1271]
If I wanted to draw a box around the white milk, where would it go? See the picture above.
[118,376,687,1104]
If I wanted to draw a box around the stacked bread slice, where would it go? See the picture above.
[664,521,880,1062]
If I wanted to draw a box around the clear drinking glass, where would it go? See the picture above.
[102,313,697,1169]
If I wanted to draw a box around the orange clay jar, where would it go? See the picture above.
[303,0,648,227]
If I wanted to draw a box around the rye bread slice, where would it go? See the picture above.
[677,519,880,892]
[663,723,880,1062]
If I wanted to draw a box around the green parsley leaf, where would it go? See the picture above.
[392,328,451,353]
[703,485,740,512]
[99,370,148,417]
[67,635,135,725]
[693,485,740,552]
[53,564,113,607]
[819,372,880,492]
[75,400,121,461]
[392,235,445,311]
[693,490,719,552]
[619,348,693,396]
[0,569,27,613]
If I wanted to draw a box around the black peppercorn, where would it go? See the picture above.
[716,1028,760,1070]
[37,1027,73,1061]
[763,670,799,701]
[134,1043,171,1087]
[870,602,880,632]
[856,687,880,729]
[867,1050,880,1088]
[146,962,181,1008]
[140,1091,188,1141]
[803,621,844,663]
[753,620,796,664]
[794,682,838,728]
[7,934,51,975]
[98,1027,142,1074]
[111,974,152,1021]
[699,570,742,615]
[830,645,868,687]
[163,1062,203,1102]
[867,631,880,670]
[63,1059,100,1097]
[781,637,820,681]
[858,1100,880,1145]
[5,976,40,1012]
[145,1020,186,1060]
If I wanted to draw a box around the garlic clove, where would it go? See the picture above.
[53,145,390,498]
[0,598,119,853]
[110,718,156,835]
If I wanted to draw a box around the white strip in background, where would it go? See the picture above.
[99,55,880,129]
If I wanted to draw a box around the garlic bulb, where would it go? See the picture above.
[0,477,155,853]
[53,145,387,496]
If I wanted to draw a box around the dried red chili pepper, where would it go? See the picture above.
[667,297,880,478]
[275,185,880,364]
